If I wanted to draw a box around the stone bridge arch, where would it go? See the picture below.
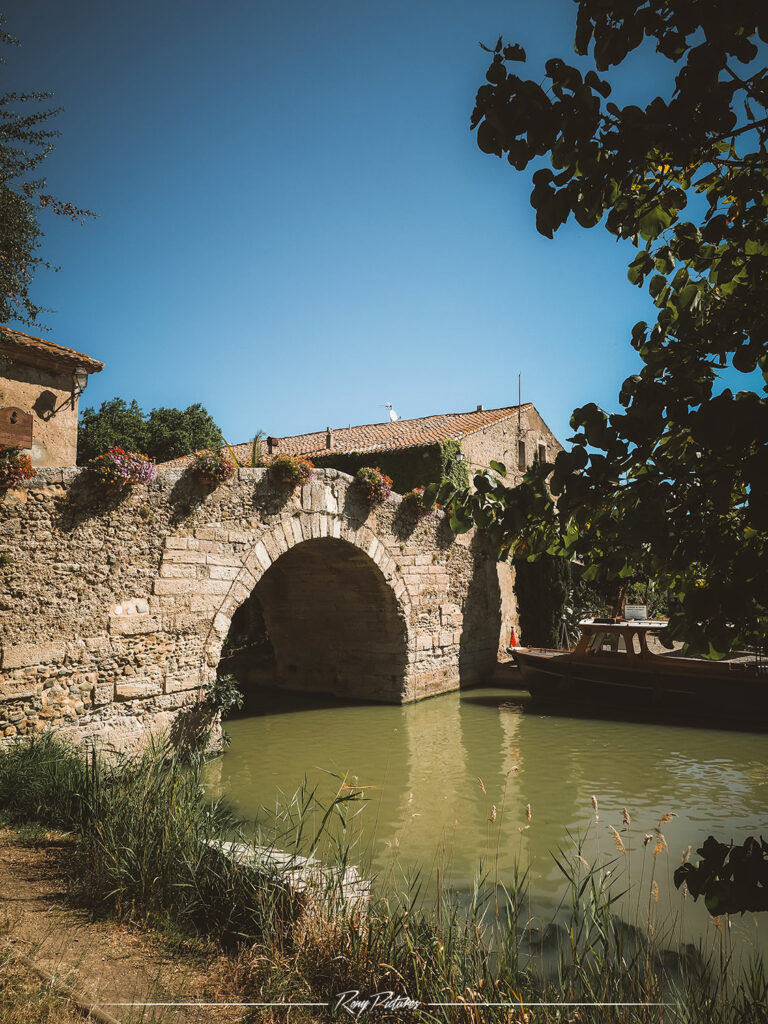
[196,509,416,701]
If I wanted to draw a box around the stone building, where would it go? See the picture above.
[0,326,103,467]
[218,403,562,493]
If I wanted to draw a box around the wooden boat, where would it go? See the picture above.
[513,619,767,723]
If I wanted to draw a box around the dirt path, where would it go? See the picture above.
[0,829,249,1023]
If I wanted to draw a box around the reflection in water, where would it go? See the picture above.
[205,687,768,957]
[389,693,470,881]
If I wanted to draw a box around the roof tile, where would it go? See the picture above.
[0,325,104,373]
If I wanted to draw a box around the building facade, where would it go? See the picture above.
[0,326,103,467]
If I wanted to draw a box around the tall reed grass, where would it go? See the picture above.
[0,735,765,1023]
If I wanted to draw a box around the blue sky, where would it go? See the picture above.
[1,0,740,447]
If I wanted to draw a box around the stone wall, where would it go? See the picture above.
[0,466,507,752]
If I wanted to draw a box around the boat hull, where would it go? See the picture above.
[513,649,767,725]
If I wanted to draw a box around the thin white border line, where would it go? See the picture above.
[102,1000,674,1009]
[102,1003,329,1008]
[427,1002,674,1007]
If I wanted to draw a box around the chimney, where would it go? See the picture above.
[325,427,333,449]
[267,436,278,455]
[476,404,484,412]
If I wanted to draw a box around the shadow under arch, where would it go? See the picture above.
[215,536,411,703]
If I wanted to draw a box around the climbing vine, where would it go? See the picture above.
[438,440,470,490]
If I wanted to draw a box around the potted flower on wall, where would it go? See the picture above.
[85,448,156,494]
[269,453,314,487]
[401,485,434,520]
[0,446,35,491]
[354,466,393,506]
[190,449,235,487]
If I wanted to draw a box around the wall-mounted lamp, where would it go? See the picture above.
[455,452,466,463]
[72,367,89,397]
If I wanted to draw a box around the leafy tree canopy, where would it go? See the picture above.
[145,404,224,463]
[0,16,94,326]
[78,398,223,465]
[460,0,768,657]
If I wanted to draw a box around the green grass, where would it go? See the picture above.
[0,734,766,1023]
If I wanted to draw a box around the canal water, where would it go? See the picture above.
[204,686,768,960]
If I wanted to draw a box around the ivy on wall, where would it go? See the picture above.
[439,440,470,490]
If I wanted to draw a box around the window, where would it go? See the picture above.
[588,631,605,653]
[517,440,526,471]
[537,443,547,463]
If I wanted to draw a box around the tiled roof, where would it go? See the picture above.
[0,325,104,373]
[165,405,534,467]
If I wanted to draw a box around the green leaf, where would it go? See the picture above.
[627,251,653,285]
[502,43,526,62]
[732,347,757,373]
[585,69,610,98]
[489,460,507,477]
[486,55,506,85]
[654,247,675,274]
[648,274,666,298]
[422,482,439,510]
[436,480,457,506]
[639,205,674,242]
[449,509,473,534]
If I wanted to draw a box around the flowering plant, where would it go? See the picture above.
[269,454,314,487]
[354,466,393,506]
[86,448,156,491]
[0,446,35,490]
[401,485,434,519]
[191,449,234,486]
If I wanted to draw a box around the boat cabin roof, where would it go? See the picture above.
[579,618,668,632]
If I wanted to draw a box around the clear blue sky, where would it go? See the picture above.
[1,0,733,446]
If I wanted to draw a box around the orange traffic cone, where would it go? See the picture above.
[509,627,518,648]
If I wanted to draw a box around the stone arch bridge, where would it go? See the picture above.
[0,467,511,751]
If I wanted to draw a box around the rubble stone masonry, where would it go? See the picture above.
[0,467,506,753]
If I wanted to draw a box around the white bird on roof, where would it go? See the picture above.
[384,402,400,422]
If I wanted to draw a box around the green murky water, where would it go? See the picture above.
[204,686,768,957]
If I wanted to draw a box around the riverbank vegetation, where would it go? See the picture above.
[0,735,765,1022]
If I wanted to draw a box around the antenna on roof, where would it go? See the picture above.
[384,402,400,422]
